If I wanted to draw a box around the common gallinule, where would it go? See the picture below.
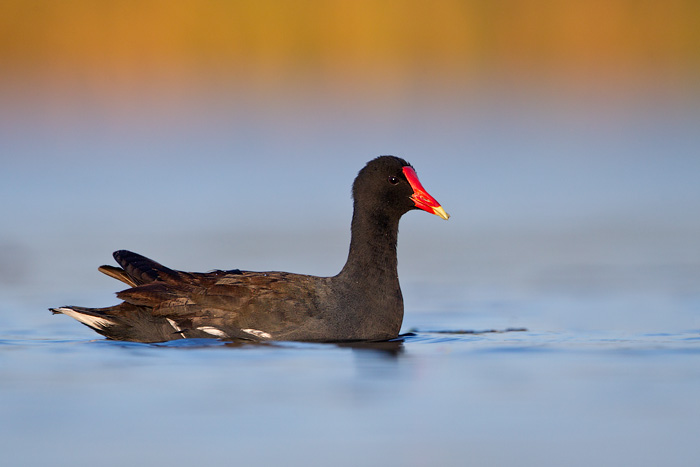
[51,156,449,343]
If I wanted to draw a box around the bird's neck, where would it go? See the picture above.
[338,206,400,283]
[333,203,405,341]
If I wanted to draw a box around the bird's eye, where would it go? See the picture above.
[388,176,399,185]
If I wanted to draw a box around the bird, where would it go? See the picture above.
[51,156,449,343]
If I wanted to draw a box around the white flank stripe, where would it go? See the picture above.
[167,318,187,338]
[57,308,114,329]
[197,326,228,338]
[242,328,272,339]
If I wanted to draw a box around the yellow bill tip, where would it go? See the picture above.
[433,205,450,220]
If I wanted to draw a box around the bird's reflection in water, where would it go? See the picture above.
[218,337,406,358]
[166,329,526,352]
[336,337,406,358]
[220,339,273,349]
[339,338,409,379]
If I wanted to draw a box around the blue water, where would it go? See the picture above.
[2,80,700,465]
[2,320,699,466]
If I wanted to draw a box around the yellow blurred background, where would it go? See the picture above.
[2,0,698,91]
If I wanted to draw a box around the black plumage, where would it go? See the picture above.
[51,156,448,343]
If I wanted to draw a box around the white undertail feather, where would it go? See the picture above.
[55,307,115,329]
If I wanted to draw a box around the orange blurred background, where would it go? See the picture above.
[2,0,698,93]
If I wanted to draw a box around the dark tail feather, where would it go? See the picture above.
[98,265,138,287]
[51,304,185,342]
[112,250,179,285]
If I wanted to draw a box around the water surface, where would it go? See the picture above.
[2,308,699,467]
